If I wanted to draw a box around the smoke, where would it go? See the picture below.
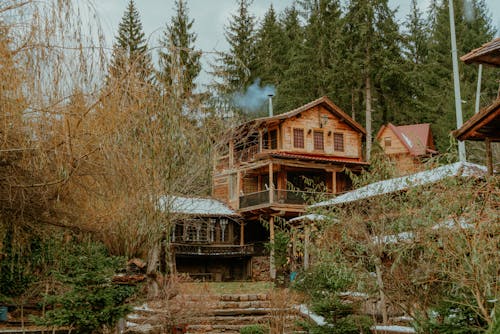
[232,79,276,113]
[463,0,474,22]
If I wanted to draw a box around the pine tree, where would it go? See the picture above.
[158,0,201,100]
[108,0,153,85]
[212,0,257,97]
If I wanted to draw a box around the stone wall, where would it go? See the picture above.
[251,256,270,281]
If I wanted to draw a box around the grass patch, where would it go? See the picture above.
[180,281,273,295]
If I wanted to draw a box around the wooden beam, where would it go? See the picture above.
[240,222,245,246]
[332,171,337,194]
[229,140,234,167]
[269,162,274,204]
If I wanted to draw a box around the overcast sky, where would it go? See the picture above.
[93,0,500,84]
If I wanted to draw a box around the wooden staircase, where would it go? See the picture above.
[126,293,307,334]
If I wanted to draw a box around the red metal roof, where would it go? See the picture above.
[377,123,436,157]
[270,151,369,165]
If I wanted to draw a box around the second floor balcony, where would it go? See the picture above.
[172,243,254,257]
[239,189,331,210]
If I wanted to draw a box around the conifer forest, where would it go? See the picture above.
[0,0,498,333]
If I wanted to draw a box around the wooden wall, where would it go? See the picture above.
[280,105,362,158]
[378,126,409,155]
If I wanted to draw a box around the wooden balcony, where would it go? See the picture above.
[239,189,331,210]
[172,243,254,257]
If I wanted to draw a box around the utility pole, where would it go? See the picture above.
[449,0,466,162]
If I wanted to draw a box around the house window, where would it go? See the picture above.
[384,137,391,147]
[313,131,324,150]
[269,129,277,149]
[293,128,304,148]
[334,133,344,152]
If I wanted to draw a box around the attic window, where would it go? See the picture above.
[384,137,391,147]
[314,131,324,150]
[334,133,344,152]
[293,128,304,148]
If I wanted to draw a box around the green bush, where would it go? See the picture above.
[240,324,267,334]
[34,242,137,333]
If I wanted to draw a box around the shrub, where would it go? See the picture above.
[240,324,267,334]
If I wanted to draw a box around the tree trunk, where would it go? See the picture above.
[147,243,160,298]
[365,75,372,161]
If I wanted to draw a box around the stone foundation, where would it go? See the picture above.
[251,256,270,281]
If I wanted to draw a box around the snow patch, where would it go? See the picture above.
[371,325,416,333]
[158,195,238,216]
[297,304,327,326]
[401,133,413,148]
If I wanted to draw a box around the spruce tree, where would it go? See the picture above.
[158,0,201,100]
[253,5,285,88]
[424,0,496,151]
[212,0,257,97]
[108,0,153,85]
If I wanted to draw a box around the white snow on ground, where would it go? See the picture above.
[372,232,415,245]
[432,216,473,230]
[127,313,141,319]
[338,291,369,298]
[297,304,327,326]
[371,325,416,333]
[312,162,486,208]
[133,303,152,311]
[289,214,329,223]
[158,195,238,216]
[126,322,138,327]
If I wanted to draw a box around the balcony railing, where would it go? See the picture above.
[239,189,331,209]
[172,243,254,256]
[236,144,259,162]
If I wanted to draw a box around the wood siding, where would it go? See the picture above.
[280,106,361,158]
[378,126,409,155]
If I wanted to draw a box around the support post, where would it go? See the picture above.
[269,162,274,204]
[240,222,245,246]
[229,140,234,167]
[449,0,466,162]
[332,171,337,194]
[269,216,276,279]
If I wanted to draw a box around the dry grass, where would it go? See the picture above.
[180,281,274,295]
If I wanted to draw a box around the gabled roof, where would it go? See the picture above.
[452,98,500,142]
[158,195,239,217]
[376,123,436,156]
[460,37,500,67]
[311,162,486,208]
[237,96,366,135]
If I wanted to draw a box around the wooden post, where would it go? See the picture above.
[229,139,234,167]
[375,259,388,324]
[269,162,274,204]
[240,221,245,246]
[486,138,493,176]
[259,129,263,152]
[332,171,337,194]
[304,224,310,270]
[269,216,276,279]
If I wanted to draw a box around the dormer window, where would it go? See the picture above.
[313,131,324,151]
[293,128,304,148]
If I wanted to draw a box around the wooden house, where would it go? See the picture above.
[159,195,251,281]
[454,37,500,175]
[376,123,437,175]
[213,96,367,278]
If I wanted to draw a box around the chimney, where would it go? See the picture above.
[268,93,274,117]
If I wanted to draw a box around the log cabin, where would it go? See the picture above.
[159,195,252,281]
[376,123,437,175]
[212,96,368,278]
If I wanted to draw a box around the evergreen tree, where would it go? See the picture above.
[212,0,257,98]
[158,0,201,100]
[342,0,404,160]
[424,0,496,151]
[108,0,153,85]
[253,5,285,88]
[277,1,344,113]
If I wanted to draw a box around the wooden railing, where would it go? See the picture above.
[239,190,331,209]
[236,144,259,162]
[172,243,254,256]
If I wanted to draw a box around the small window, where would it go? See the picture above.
[313,131,324,150]
[334,133,344,152]
[384,137,391,147]
[293,128,304,148]
[269,129,278,149]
